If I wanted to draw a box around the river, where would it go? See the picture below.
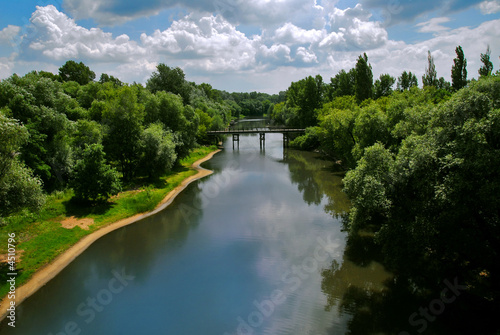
[0,126,397,335]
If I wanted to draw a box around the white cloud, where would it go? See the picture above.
[416,17,451,33]
[141,13,257,71]
[325,4,388,50]
[26,5,146,62]
[0,25,21,44]
[295,47,318,64]
[273,23,325,45]
[478,0,500,14]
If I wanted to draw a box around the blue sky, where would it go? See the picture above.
[0,0,499,93]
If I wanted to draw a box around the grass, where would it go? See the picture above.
[0,145,218,299]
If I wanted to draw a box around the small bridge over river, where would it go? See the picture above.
[207,128,305,148]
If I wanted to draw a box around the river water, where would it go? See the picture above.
[1,128,397,335]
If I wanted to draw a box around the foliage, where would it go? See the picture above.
[422,50,438,87]
[0,113,45,217]
[139,123,177,179]
[329,69,356,99]
[146,63,192,104]
[397,71,418,91]
[102,86,144,180]
[451,45,468,91]
[374,74,395,99]
[70,144,121,202]
[59,60,96,85]
[479,45,494,78]
[290,127,321,150]
[355,53,373,102]
[344,76,500,299]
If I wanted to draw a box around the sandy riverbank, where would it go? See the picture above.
[0,149,221,321]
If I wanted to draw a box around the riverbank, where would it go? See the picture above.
[0,147,220,321]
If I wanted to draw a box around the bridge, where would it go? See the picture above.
[207,128,305,148]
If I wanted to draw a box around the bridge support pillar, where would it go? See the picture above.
[232,133,240,149]
[283,133,290,148]
[259,133,265,148]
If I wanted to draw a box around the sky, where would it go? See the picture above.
[0,0,499,93]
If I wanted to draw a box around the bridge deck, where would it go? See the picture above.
[207,128,305,135]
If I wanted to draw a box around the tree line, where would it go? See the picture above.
[271,45,494,129]
[274,45,500,324]
[0,61,275,217]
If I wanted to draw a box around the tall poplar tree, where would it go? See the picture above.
[355,53,373,102]
[451,45,467,91]
[478,45,493,78]
[422,50,437,87]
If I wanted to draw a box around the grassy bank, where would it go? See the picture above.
[0,146,218,299]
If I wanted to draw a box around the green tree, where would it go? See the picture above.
[374,74,396,99]
[396,71,418,91]
[329,69,356,99]
[478,45,493,78]
[71,144,121,202]
[451,45,467,91]
[0,112,45,218]
[139,123,177,179]
[59,60,96,85]
[344,76,500,300]
[285,75,324,128]
[144,91,198,160]
[146,63,192,104]
[99,73,123,86]
[355,53,373,102]
[422,50,438,87]
[102,86,144,180]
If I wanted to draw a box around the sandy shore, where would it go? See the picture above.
[0,149,221,321]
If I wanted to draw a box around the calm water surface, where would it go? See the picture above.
[1,129,395,334]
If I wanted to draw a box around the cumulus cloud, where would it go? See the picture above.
[140,13,257,71]
[26,5,145,62]
[478,0,500,14]
[273,23,324,45]
[0,25,21,44]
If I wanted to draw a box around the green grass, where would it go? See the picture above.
[0,146,218,299]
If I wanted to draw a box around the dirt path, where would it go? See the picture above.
[0,149,221,321]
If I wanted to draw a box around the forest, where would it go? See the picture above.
[271,45,500,331]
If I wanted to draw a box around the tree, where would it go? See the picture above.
[146,63,192,104]
[397,71,418,91]
[71,144,121,202]
[422,50,437,87]
[0,112,45,218]
[374,74,396,99]
[99,73,123,86]
[451,45,467,91]
[478,45,493,78]
[285,75,324,128]
[330,69,356,99]
[144,91,198,160]
[102,86,144,180]
[344,76,500,303]
[59,60,96,85]
[355,53,373,102]
[139,124,177,178]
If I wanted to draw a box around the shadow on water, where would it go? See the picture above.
[284,147,500,334]
[320,220,500,335]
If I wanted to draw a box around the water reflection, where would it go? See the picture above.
[1,124,405,335]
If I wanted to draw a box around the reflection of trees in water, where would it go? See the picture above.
[86,184,205,283]
[320,229,499,335]
[286,150,350,217]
